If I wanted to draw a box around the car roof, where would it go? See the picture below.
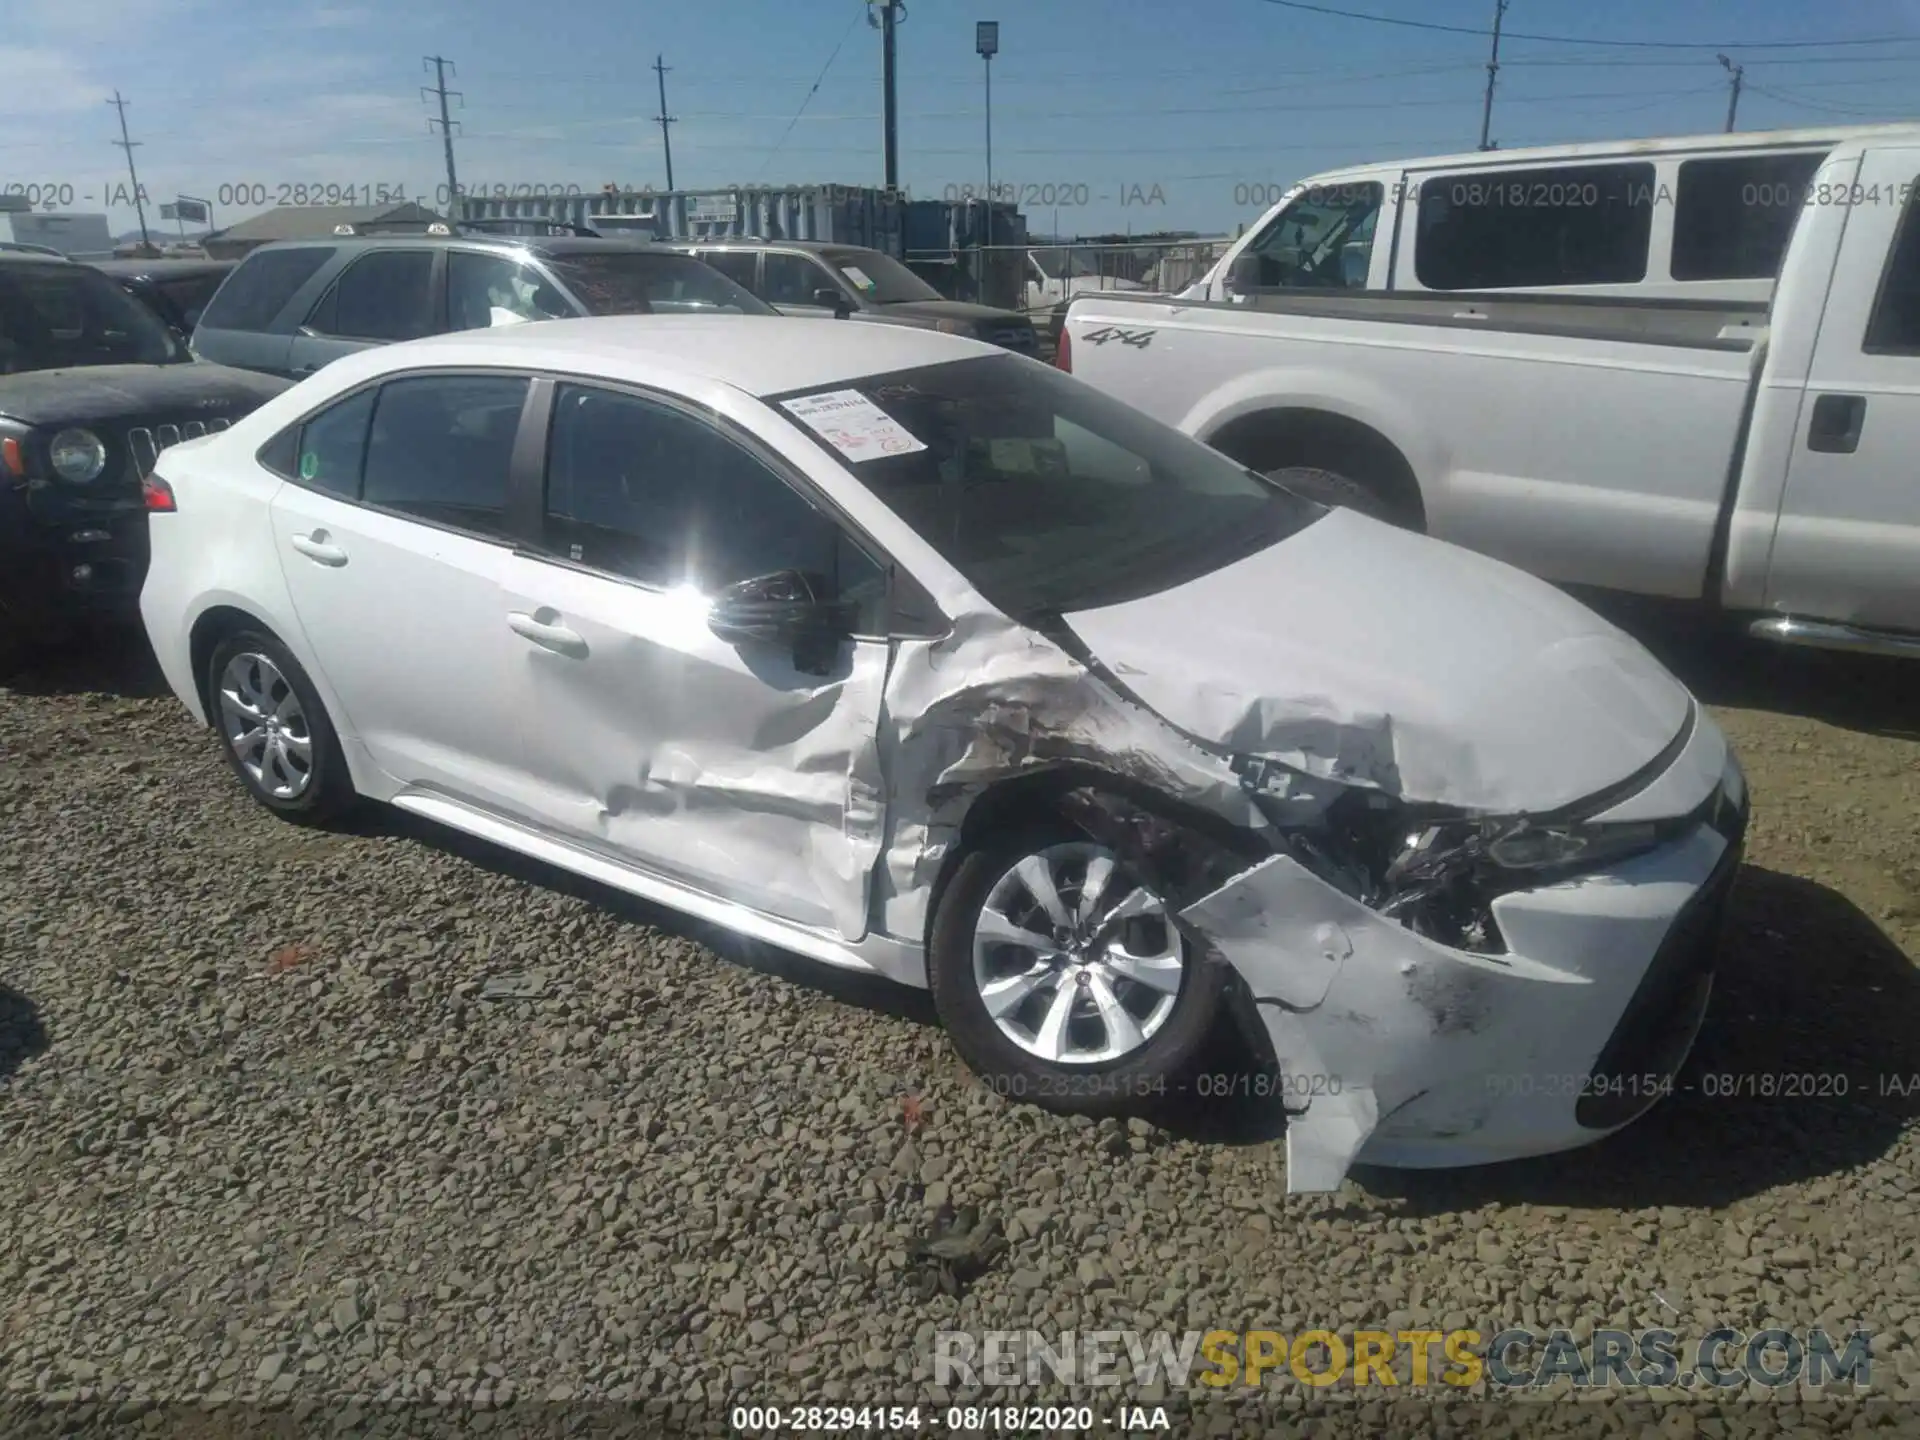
[666,239,879,256]
[246,235,666,259]
[312,314,997,398]
[90,259,234,278]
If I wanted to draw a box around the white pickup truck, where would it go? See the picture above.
[1060,130,1920,659]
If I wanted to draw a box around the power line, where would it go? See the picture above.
[1249,0,1916,50]
[107,91,151,252]
[754,3,865,180]
[422,56,462,215]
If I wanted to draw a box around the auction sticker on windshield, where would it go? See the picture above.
[781,389,927,461]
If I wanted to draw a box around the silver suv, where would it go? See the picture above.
[190,236,775,380]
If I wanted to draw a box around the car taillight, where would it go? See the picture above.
[0,437,23,477]
[1055,327,1071,372]
[142,474,177,512]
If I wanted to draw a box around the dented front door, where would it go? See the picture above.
[497,381,891,939]
[500,552,889,937]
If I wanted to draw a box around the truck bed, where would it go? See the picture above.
[1090,287,1769,352]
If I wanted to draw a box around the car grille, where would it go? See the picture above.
[127,418,232,475]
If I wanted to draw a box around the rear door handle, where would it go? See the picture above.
[507,611,587,657]
[1807,393,1866,454]
[288,531,347,566]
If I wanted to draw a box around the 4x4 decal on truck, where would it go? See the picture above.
[1081,326,1156,348]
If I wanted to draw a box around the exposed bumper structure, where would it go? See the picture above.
[1180,755,1747,1194]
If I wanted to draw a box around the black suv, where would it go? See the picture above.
[665,240,1038,355]
[189,236,775,379]
[0,253,288,669]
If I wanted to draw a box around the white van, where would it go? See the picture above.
[1186,123,1919,304]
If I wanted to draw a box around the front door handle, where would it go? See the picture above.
[1807,393,1866,454]
[288,531,347,566]
[507,611,587,657]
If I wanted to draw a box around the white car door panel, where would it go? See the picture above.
[503,381,892,938]
[266,371,538,812]
[1765,145,1920,634]
[501,558,888,936]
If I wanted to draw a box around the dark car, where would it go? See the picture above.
[0,253,289,670]
[89,258,236,335]
[664,240,1039,355]
[189,235,775,379]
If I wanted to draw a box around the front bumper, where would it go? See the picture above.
[0,483,150,624]
[1182,732,1748,1194]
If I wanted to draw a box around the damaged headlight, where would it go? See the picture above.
[1484,818,1663,871]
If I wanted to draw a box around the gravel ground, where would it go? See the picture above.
[2,618,1918,1437]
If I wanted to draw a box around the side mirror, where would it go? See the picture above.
[707,569,854,674]
[813,287,853,317]
[1227,252,1263,294]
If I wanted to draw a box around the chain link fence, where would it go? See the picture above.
[904,237,1235,328]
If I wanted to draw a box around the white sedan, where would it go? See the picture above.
[138,315,1747,1193]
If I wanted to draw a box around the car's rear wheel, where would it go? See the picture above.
[206,628,354,824]
[929,824,1224,1113]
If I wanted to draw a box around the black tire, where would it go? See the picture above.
[1266,463,1412,527]
[928,820,1226,1116]
[205,627,355,825]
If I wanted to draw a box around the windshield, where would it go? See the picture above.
[768,355,1323,618]
[826,249,942,304]
[0,262,184,373]
[1030,248,1100,281]
[543,252,776,316]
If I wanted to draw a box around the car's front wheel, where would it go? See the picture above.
[206,628,354,824]
[929,824,1224,1113]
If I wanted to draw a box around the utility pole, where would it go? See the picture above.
[653,55,677,191]
[423,57,462,218]
[1719,54,1744,132]
[1479,0,1508,152]
[870,1,905,191]
[107,92,151,253]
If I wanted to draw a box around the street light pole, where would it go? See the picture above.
[977,22,998,217]
[1719,54,1744,132]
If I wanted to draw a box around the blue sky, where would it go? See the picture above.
[8,0,1920,238]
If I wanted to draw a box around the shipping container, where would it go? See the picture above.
[458,185,912,254]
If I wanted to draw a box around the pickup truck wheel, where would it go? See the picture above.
[1267,465,1411,527]
[929,823,1224,1115]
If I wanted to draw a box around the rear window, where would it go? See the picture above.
[198,247,331,331]
[1672,151,1827,282]
[1415,162,1655,290]
[544,253,775,316]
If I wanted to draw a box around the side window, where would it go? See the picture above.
[361,374,529,537]
[446,251,569,332]
[1415,162,1655,290]
[1244,183,1383,289]
[157,275,220,330]
[307,251,435,341]
[290,388,376,498]
[701,250,759,291]
[541,383,885,623]
[763,253,834,307]
[1865,180,1920,355]
[198,247,330,331]
[1673,152,1826,281]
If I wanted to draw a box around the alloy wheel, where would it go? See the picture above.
[217,651,314,801]
[969,841,1185,1066]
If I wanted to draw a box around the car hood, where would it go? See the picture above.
[0,362,292,428]
[866,299,1032,328]
[1058,507,1693,814]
